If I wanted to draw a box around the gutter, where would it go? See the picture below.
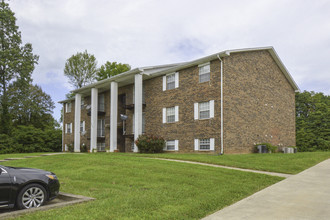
[71,68,143,94]
[217,54,224,155]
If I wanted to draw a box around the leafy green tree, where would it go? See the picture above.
[64,50,98,89]
[8,83,56,129]
[95,61,131,81]
[296,91,330,151]
[0,1,38,134]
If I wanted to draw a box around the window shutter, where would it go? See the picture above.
[175,72,179,88]
[175,106,179,122]
[210,100,214,118]
[162,108,166,123]
[70,123,73,133]
[65,124,67,134]
[163,75,166,91]
[194,139,199,151]
[175,140,179,151]
[194,103,199,120]
[83,121,85,132]
[210,138,215,151]
[164,141,167,151]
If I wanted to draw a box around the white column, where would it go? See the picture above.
[110,82,118,152]
[90,88,98,151]
[134,74,143,152]
[74,93,81,152]
[62,104,65,152]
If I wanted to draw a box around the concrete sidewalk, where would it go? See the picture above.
[202,159,330,220]
[148,158,292,178]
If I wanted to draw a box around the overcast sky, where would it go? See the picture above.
[9,0,330,121]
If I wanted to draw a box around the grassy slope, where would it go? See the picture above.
[2,154,281,220]
[134,152,330,174]
[0,153,51,160]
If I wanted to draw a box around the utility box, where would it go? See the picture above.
[257,145,268,153]
[283,147,296,153]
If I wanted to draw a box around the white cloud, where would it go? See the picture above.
[8,0,330,120]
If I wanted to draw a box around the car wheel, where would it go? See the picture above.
[16,184,48,209]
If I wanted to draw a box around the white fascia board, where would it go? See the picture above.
[71,68,143,94]
[58,98,75,104]
[268,49,300,92]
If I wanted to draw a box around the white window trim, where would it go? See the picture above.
[163,72,179,91]
[175,106,179,122]
[174,72,179,88]
[194,138,215,151]
[163,106,179,123]
[175,140,179,151]
[194,100,214,120]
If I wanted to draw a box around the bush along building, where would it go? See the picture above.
[59,47,299,154]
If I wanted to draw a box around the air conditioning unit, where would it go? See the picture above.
[283,147,294,153]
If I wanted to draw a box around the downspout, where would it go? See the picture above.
[217,55,224,155]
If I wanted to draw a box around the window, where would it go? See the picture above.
[97,119,105,137]
[167,107,175,123]
[163,72,179,91]
[142,112,145,133]
[81,98,84,109]
[164,140,179,151]
[98,94,105,112]
[80,121,85,133]
[65,102,72,113]
[163,106,179,123]
[199,139,210,150]
[97,142,105,151]
[65,123,72,134]
[199,102,210,119]
[132,113,145,134]
[199,63,210,83]
[194,100,214,120]
[132,113,134,134]
[194,138,215,151]
[166,74,175,90]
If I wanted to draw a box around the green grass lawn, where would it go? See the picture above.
[1,153,282,220]
[134,152,330,174]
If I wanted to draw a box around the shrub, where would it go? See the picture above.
[80,143,88,152]
[68,143,74,152]
[0,134,17,154]
[135,134,165,153]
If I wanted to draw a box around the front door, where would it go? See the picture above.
[0,167,11,206]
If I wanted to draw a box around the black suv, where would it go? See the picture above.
[0,165,60,209]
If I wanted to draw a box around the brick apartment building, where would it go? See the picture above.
[59,47,299,154]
